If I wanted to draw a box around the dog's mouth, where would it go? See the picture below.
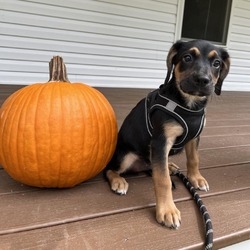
[179,81,213,97]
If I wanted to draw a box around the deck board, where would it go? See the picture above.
[0,190,249,250]
[0,85,250,249]
[0,164,249,236]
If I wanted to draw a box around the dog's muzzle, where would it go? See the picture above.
[180,75,213,96]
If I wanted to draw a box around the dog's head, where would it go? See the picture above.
[165,40,230,97]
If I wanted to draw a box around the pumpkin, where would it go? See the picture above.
[0,56,117,188]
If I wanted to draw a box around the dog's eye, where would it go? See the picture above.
[213,60,221,68]
[183,55,192,63]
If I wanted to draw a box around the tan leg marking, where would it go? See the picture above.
[153,167,181,228]
[119,152,139,174]
[185,138,209,191]
[106,153,138,195]
[152,122,183,229]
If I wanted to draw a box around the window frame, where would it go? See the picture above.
[175,0,234,47]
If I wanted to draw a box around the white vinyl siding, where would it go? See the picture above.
[0,0,178,88]
[1,0,250,91]
[224,0,250,91]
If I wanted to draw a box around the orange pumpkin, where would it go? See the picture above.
[0,56,117,188]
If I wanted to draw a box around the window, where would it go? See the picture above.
[181,0,232,44]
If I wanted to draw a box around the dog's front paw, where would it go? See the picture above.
[188,173,209,191]
[156,203,181,229]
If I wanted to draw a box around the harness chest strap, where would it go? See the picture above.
[145,90,205,151]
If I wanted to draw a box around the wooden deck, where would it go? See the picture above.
[0,85,250,249]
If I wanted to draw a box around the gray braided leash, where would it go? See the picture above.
[175,171,213,250]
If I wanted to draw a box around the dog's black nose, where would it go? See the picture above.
[193,75,210,85]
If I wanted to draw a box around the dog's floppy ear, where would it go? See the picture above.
[214,49,230,95]
[165,41,184,84]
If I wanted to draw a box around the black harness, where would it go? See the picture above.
[145,89,205,154]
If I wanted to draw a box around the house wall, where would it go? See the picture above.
[0,0,250,91]
[0,0,178,88]
[225,0,250,91]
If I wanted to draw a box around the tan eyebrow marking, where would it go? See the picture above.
[189,47,201,56]
[208,50,219,58]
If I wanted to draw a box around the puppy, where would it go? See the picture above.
[105,40,230,229]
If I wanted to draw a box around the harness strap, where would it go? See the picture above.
[150,100,189,148]
[145,90,205,151]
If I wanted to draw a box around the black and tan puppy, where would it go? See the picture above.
[105,40,230,229]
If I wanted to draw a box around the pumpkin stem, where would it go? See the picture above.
[48,56,70,82]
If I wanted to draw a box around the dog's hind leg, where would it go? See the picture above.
[106,170,129,195]
[168,162,180,175]
[106,152,139,195]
